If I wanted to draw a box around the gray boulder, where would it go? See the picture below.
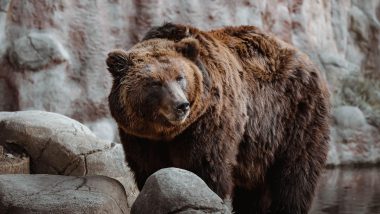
[0,174,129,214]
[131,168,230,214]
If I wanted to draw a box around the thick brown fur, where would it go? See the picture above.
[106,23,330,214]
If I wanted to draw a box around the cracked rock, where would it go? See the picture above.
[0,110,138,209]
[8,32,68,70]
[0,174,129,214]
[131,168,231,214]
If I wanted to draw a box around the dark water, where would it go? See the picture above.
[310,168,380,214]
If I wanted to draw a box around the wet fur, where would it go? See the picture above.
[107,23,330,214]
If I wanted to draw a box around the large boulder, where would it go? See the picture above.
[131,168,230,214]
[0,174,129,214]
[0,110,138,208]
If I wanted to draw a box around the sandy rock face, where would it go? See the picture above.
[131,168,231,214]
[0,174,129,214]
[0,110,138,208]
[0,0,379,165]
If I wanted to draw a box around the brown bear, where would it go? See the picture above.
[106,23,330,214]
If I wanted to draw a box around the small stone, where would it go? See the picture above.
[5,153,14,159]
[131,168,231,214]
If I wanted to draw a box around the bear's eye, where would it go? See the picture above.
[176,76,184,82]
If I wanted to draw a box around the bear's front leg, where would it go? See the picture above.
[181,127,240,199]
[190,152,234,199]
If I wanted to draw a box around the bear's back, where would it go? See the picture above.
[208,26,307,82]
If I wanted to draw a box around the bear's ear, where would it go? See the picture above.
[175,38,200,61]
[142,23,190,42]
[106,49,131,78]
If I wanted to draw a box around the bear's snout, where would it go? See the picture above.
[175,102,190,115]
[159,82,190,125]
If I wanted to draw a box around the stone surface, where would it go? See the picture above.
[0,145,30,174]
[8,32,69,70]
[131,168,230,214]
[0,174,129,214]
[0,156,29,174]
[327,105,380,166]
[333,106,367,129]
[85,118,119,142]
[0,1,379,165]
[0,110,138,208]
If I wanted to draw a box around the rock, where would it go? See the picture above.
[0,110,107,174]
[0,110,138,208]
[0,145,30,174]
[350,6,370,43]
[85,143,139,207]
[0,156,29,174]
[0,0,9,59]
[333,106,367,129]
[327,106,380,166]
[0,0,379,166]
[0,78,18,111]
[8,32,69,70]
[0,174,129,214]
[85,118,118,142]
[131,168,230,214]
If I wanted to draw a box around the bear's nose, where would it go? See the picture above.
[176,102,190,113]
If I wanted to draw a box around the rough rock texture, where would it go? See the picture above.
[131,168,230,214]
[329,106,380,165]
[0,110,138,208]
[0,145,30,174]
[0,174,129,214]
[0,0,379,165]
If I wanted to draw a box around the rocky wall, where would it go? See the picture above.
[0,0,379,165]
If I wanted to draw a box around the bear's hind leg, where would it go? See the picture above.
[268,151,325,214]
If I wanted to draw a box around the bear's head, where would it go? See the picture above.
[106,38,210,141]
